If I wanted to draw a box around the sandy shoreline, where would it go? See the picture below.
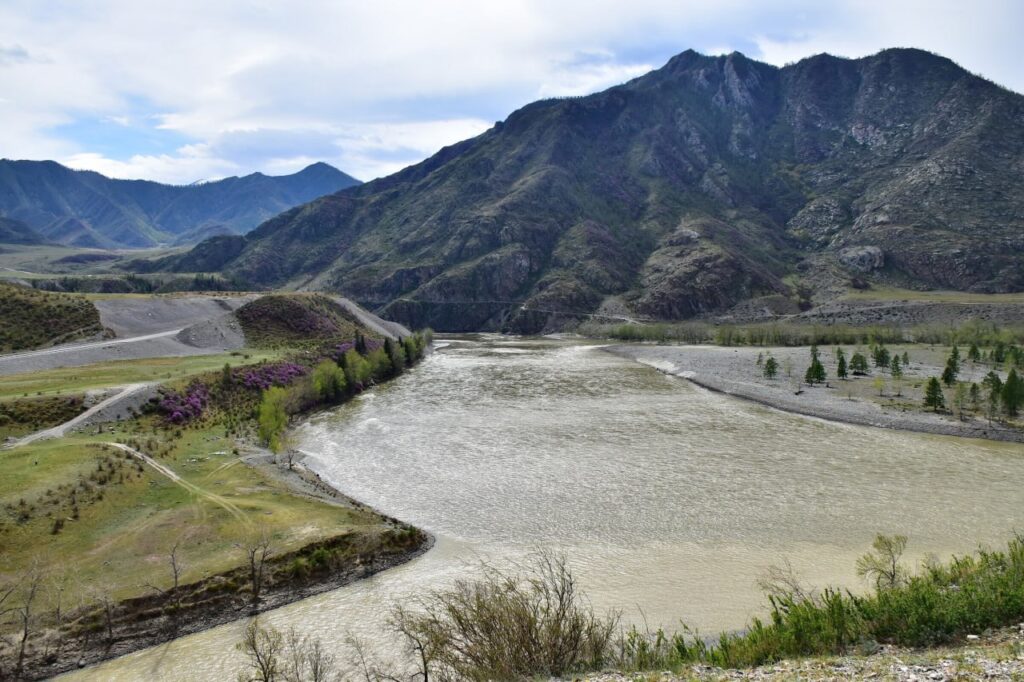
[607,344,1024,444]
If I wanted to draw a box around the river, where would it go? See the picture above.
[62,336,1024,680]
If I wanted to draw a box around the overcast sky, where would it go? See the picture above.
[0,0,1020,184]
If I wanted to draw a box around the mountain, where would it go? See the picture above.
[0,216,48,245]
[164,48,1024,332]
[0,160,360,248]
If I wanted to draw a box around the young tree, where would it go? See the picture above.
[14,562,43,678]
[923,377,946,412]
[872,375,885,396]
[257,387,289,453]
[969,382,981,413]
[837,354,848,380]
[763,356,778,379]
[968,343,981,363]
[756,352,764,367]
[901,350,910,367]
[889,355,903,396]
[342,349,372,390]
[849,352,869,376]
[984,371,1003,423]
[385,337,407,375]
[942,347,960,386]
[804,356,826,385]
[243,529,273,606]
[953,382,969,421]
[311,360,346,402]
[856,534,908,591]
[237,619,283,682]
[872,344,890,368]
[1002,368,1022,417]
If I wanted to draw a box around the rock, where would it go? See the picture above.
[966,634,980,640]
[838,245,885,272]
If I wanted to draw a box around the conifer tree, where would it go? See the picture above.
[923,377,945,412]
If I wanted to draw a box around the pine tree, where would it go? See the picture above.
[923,377,945,412]
[901,351,910,366]
[969,382,981,412]
[890,355,902,379]
[849,352,869,376]
[837,354,848,380]
[968,343,981,363]
[1002,368,1021,417]
[763,356,778,379]
[941,346,961,387]
[804,349,826,385]
[872,344,890,368]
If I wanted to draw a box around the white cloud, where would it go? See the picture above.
[0,0,1020,183]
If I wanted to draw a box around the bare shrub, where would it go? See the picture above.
[856,534,909,590]
[395,551,617,680]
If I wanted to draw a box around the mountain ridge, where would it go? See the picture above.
[157,47,1024,331]
[0,160,361,248]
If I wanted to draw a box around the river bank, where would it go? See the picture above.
[24,444,432,681]
[607,344,1024,443]
[581,624,1024,681]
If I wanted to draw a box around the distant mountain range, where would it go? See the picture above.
[0,160,360,248]
[146,48,1024,332]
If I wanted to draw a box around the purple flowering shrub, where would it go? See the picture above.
[235,362,308,391]
[158,381,211,424]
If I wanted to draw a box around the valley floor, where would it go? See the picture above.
[608,344,1024,443]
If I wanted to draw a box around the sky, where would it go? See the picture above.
[0,0,1020,185]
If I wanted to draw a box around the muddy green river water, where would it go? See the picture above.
[62,336,1024,680]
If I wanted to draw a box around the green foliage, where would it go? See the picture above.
[614,535,1024,670]
[849,353,869,375]
[856,534,908,590]
[889,355,902,379]
[804,346,826,385]
[871,345,890,368]
[923,377,946,412]
[311,360,346,403]
[762,356,778,379]
[384,337,406,375]
[342,349,372,388]
[942,347,960,386]
[1001,368,1022,417]
[257,387,290,453]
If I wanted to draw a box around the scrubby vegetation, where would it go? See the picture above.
[0,394,89,439]
[235,535,1024,680]
[235,294,372,348]
[0,281,103,351]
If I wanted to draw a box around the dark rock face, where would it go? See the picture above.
[178,48,1024,332]
[0,160,360,248]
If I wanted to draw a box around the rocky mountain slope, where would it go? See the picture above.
[0,216,47,245]
[163,48,1024,332]
[0,160,360,248]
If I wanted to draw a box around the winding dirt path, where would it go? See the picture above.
[5,382,156,448]
[106,442,250,525]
